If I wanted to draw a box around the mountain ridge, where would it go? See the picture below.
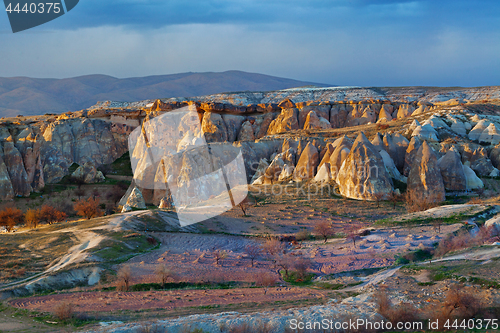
[0,71,330,117]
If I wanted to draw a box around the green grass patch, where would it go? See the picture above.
[281,270,314,285]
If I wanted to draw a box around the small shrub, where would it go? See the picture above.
[54,301,74,321]
[0,207,23,232]
[39,205,66,224]
[117,265,132,291]
[74,197,103,219]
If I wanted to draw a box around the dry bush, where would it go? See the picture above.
[295,229,310,243]
[255,271,278,295]
[404,188,440,213]
[0,207,23,232]
[155,264,176,288]
[436,225,498,257]
[74,197,103,219]
[261,237,284,256]
[39,205,67,224]
[374,288,420,325]
[244,244,261,267]
[429,285,482,330]
[211,247,228,266]
[376,123,390,130]
[293,257,312,281]
[24,208,39,229]
[116,265,132,291]
[314,220,334,243]
[54,301,74,321]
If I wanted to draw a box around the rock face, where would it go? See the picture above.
[463,165,484,190]
[329,136,353,179]
[336,132,393,201]
[122,187,147,212]
[407,141,446,203]
[237,121,255,141]
[292,142,319,182]
[0,153,14,200]
[72,162,105,184]
[303,111,331,130]
[201,112,228,142]
[403,137,422,177]
[267,108,299,135]
[438,149,467,191]
[478,123,500,145]
[314,163,331,182]
[222,115,245,142]
[3,141,31,197]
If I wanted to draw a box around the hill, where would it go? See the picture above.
[0,70,329,117]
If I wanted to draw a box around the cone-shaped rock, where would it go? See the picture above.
[407,141,446,203]
[293,142,319,181]
[336,132,394,201]
[438,148,467,191]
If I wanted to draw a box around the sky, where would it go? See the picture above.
[0,0,499,87]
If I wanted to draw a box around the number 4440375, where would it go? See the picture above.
[5,2,62,14]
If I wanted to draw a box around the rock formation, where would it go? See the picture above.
[267,108,299,135]
[336,132,393,201]
[438,149,467,191]
[292,142,319,182]
[407,141,446,203]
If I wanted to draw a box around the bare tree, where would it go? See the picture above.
[155,264,176,288]
[244,244,261,267]
[374,192,385,208]
[74,187,85,200]
[388,192,401,209]
[293,257,312,281]
[344,222,361,248]
[255,271,278,295]
[117,265,132,291]
[212,247,228,266]
[261,238,285,267]
[314,220,334,243]
[276,253,295,278]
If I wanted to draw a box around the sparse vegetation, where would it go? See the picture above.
[74,197,103,219]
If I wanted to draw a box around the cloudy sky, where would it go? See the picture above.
[0,0,499,86]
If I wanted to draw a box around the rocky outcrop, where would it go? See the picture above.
[314,163,332,182]
[478,123,500,145]
[303,111,331,130]
[71,162,105,184]
[292,142,319,181]
[407,141,445,203]
[0,153,14,200]
[222,115,245,142]
[329,136,353,179]
[3,141,31,197]
[237,121,255,141]
[463,165,483,190]
[267,108,299,135]
[412,124,439,142]
[201,112,228,142]
[336,132,393,201]
[403,137,422,177]
[121,187,147,212]
[438,149,467,191]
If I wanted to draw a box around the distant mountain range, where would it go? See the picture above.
[0,71,329,117]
